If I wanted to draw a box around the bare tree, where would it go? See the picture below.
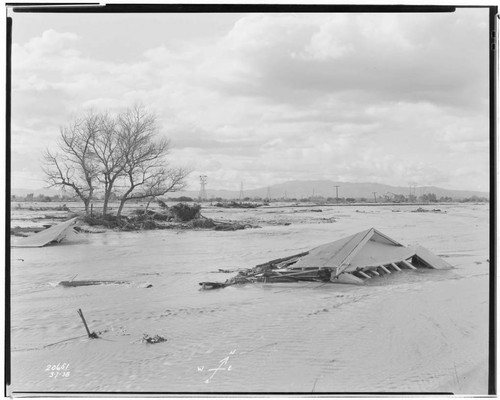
[42,113,100,214]
[89,113,125,215]
[43,105,190,218]
[114,105,190,218]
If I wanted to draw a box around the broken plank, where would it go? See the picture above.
[255,251,309,269]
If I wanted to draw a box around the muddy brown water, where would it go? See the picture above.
[9,203,490,394]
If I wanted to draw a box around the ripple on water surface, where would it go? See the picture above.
[9,204,490,394]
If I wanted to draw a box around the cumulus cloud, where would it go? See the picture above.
[10,9,490,192]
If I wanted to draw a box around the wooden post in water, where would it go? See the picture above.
[77,308,96,338]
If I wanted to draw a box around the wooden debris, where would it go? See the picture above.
[380,265,391,274]
[357,271,372,279]
[391,263,402,271]
[142,334,167,344]
[199,282,228,290]
[77,309,99,339]
[255,251,309,270]
[198,228,452,289]
[402,260,417,270]
[60,280,128,287]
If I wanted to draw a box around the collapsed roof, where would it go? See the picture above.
[293,227,451,277]
[12,217,77,248]
[200,228,453,289]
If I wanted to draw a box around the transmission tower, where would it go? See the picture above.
[408,182,417,202]
[334,185,340,203]
[199,175,207,202]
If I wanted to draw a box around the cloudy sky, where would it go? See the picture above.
[9,7,490,193]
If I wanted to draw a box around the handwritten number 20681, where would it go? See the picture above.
[45,363,70,371]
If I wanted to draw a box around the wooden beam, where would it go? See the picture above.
[391,263,402,271]
[255,251,309,269]
[358,271,371,279]
[402,260,417,270]
[380,265,391,274]
[369,269,380,276]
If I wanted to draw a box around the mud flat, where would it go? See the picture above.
[9,203,490,394]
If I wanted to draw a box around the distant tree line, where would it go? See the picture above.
[12,190,488,205]
[164,193,489,204]
[41,104,190,217]
[11,193,75,203]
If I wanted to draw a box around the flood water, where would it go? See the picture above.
[9,203,490,394]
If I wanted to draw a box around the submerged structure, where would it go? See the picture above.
[200,228,452,289]
[12,217,78,248]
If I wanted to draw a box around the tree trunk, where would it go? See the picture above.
[102,190,110,215]
[102,177,117,216]
[144,196,154,213]
[116,199,126,219]
[83,198,90,215]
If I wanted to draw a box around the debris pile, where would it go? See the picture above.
[83,203,257,232]
[142,334,167,344]
[215,201,262,209]
[412,207,446,213]
[199,228,452,289]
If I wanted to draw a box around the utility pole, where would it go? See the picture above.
[334,185,340,203]
[199,175,207,202]
[239,182,244,202]
[266,186,271,202]
[372,192,377,203]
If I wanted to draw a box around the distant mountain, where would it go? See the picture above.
[11,180,489,201]
[172,180,489,201]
